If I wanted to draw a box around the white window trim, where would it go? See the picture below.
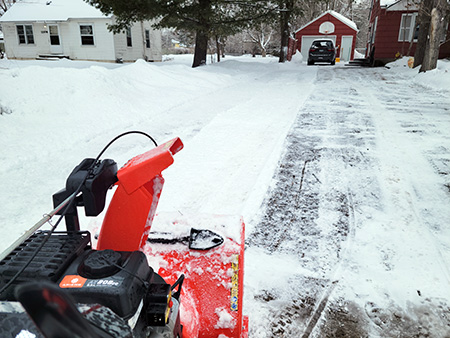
[441,23,449,43]
[126,27,132,47]
[372,16,378,44]
[16,24,35,45]
[79,23,95,46]
[145,29,151,49]
[398,13,418,42]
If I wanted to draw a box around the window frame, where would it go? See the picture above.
[79,24,95,46]
[16,24,35,45]
[398,13,418,42]
[49,25,60,46]
[371,16,378,44]
[145,29,151,48]
[126,27,132,47]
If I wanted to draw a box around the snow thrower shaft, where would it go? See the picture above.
[97,137,183,252]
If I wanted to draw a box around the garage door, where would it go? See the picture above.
[301,35,337,61]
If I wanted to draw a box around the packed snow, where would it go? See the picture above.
[0,0,110,22]
[0,54,449,337]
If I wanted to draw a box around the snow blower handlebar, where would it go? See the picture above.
[52,159,118,232]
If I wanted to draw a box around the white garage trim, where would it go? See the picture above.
[300,35,337,61]
[340,35,353,61]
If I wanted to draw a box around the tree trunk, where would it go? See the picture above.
[193,29,209,67]
[222,38,226,58]
[279,2,292,63]
[192,0,211,68]
[420,0,446,72]
[414,0,433,68]
[215,35,221,63]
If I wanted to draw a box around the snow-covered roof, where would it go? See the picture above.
[0,0,111,22]
[296,10,358,33]
[383,0,419,11]
[380,0,399,6]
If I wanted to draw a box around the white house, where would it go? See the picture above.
[0,0,162,62]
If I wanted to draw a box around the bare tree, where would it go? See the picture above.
[352,0,371,49]
[248,24,274,57]
[0,0,15,15]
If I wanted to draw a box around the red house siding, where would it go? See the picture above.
[372,10,418,59]
[367,0,450,64]
[295,12,358,61]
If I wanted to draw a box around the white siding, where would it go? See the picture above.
[142,20,162,62]
[2,18,161,62]
[1,22,43,59]
[66,18,115,61]
[113,20,162,62]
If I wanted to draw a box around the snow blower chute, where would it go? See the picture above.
[0,135,249,338]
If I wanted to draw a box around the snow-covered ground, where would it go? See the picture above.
[1,54,449,337]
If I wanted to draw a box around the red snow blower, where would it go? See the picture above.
[0,133,249,338]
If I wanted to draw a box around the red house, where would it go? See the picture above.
[294,10,358,62]
[366,0,450,65]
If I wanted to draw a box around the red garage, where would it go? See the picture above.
[295,10,358,62]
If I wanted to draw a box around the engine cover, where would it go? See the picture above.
[59,249,153,319]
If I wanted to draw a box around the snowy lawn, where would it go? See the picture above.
[1,54,449,337]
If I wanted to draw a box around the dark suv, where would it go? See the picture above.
[307,39,336,65]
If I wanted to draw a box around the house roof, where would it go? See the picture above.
[296,10,358,33]
[0,0,111,22]
[383,0,419,11]
[380,0,399,6]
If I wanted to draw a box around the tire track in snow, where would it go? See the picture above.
[350,69,450,285]
[314,67,450,337]
[247,65,450,337]
[247,66,369,337]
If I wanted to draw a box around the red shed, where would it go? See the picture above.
[366,0,450,65]
[295,10,358,62]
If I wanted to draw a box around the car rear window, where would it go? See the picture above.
[312,41,334,48]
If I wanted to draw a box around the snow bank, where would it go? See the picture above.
[1,54,449,337]
[386,57,450,92]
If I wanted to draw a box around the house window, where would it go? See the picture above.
[398,14,417,42]
[145,29,150,48]
[16,25,34,44]
[49,25,60,45]
[441,23,449,43]
[80,25,94,45]
[126,27,132,47]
